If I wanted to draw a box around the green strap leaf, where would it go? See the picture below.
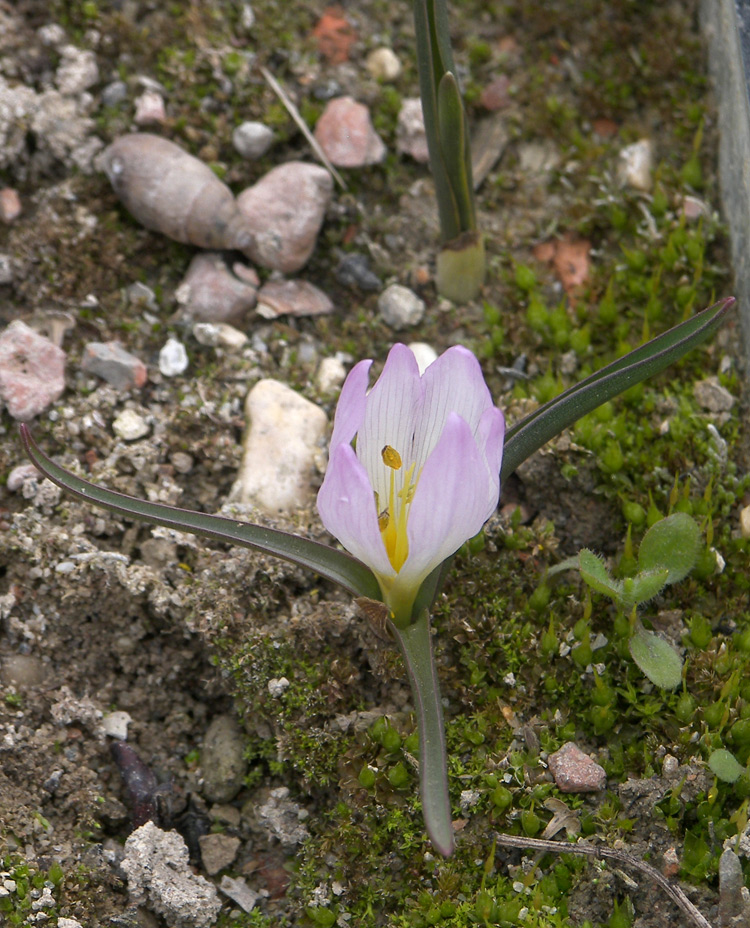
[501,298,735,481]
[391,611,454,856]
[19,424,381,601]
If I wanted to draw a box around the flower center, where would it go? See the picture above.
[377,444,418,573]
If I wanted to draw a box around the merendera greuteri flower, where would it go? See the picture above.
[317,343,505,627]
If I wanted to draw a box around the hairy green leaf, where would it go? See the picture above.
[638,512,702,585]
[629,626,683,689]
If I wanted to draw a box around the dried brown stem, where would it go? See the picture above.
[493,832,713,928]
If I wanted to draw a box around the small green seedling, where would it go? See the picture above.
[553,512,702,688]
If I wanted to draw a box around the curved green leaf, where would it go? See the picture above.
[19,424,380,600]
[708,748,744,784]
[629,625,683,689]
[638,512,701,585]
[501,298,735,481]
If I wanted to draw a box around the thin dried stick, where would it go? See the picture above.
[259,66,347,191]
[493,832,713,928]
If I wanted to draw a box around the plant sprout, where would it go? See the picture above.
[20,297,733,857]
[413,0,484,302]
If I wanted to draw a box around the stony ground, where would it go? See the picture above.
[1,1,748,927]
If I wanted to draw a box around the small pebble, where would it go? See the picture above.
[268,677,290,697]
[198,833,241,876]
[693,376,734,413]
[237,379,328,514]
[396,98,429,163]
[618,138,653,191]
[81,341,147,390]
[740,505,750,540]
[175,252,258,323]
[102,710,133,740]
[548,742,606,792]
[316,356,347,393]
[0,253,13,284]
[408,342,438,373]
[0,188,22,223]
[159,338,188,377]
[219,875,259,913]
[314,96,386,168]
[232,121,274,159]
[171,451,194,474]
[101,80,128,107]
[378,283,425,329]
[126,281,158,310]
[0,320,66,420]
[237,162,333,273]
[55,45,99,96]
[365,47,402,81]
[256,279,334,319]
[679,194,709,221]
[112,409,149,441]
[192,322,248,350]
[7,463,40,491]
[480,75,512,110]
[335,252,382,291]
[201,715,247,803]
[134,90,166,125]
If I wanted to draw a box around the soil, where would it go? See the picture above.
[0,1,746,927]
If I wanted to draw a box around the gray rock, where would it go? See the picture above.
[377,283,425,329]
[719,848,750,927]
[256,786,310,848]
[101,80,129,107]
[694,375,735,413]
[237,162,333,273]
[235,379,328,515]
[256,279,334,319]
[81,341,147,390]
[55,45,99,96]
[219,875,259,913]
[548,742,606,792]
[0,320,66,420]
[0,252,13,284]
[201,714,247,803]
[121,822,222,928]
[233,121,274,159]
[618,138,653,191]
[334,252,381,291]
[315,356,347,394]
[175,252,258,323]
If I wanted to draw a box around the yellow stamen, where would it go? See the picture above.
[381,445,402,469]
[379,445,419,573]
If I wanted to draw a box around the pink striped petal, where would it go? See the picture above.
[317,442,394,579]
[356,344,424,504]
[329,359,372,451]
[401,412,499,586]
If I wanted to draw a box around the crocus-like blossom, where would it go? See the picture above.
[317,343,505,626]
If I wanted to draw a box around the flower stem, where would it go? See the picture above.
[391,611,454,856]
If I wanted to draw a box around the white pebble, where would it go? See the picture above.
[408,342,437,373]
[233,121,274,159]
[268,677,290,697]
[102,710,133,740]
[366,47,402,81]
[618,139,653,191]
[113,408,150,440]
[316,356,347,393]
[159,337,188,376]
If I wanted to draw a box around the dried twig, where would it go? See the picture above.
[493,832,713,928]
[259,65,347,191]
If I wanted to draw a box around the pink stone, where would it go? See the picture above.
[134,90,166,126]
[256,279,334,319]
[237,162,333,273]
[0,320,66,420]
[0,188,22,223]
[313,96,386,168]
[548,742,606,792]
[480,75,511,111]
[175,252,259,322]
[80,341,148,390]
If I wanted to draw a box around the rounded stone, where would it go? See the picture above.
[232,121,274,160]
[377,283,425,329]
[201,715,247,803]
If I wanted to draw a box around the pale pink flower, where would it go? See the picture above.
[318,344,505,625]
